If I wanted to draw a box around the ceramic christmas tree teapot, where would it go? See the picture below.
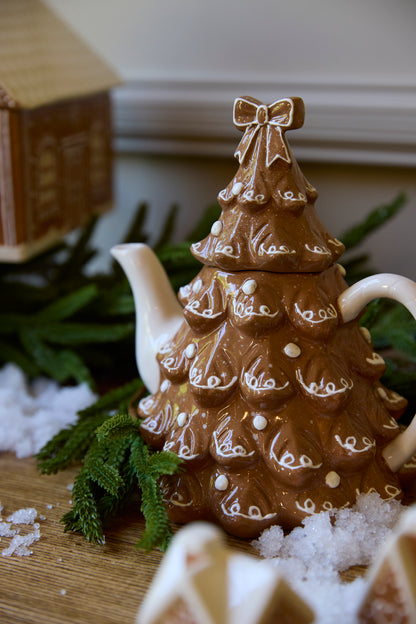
[111,96,416,538]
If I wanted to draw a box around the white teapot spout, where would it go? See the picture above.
[111,243,183,394]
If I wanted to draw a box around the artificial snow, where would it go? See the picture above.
[0,502,41,557]
[251,492,404,624]
[0,363,96,457]
[6,507,37,525]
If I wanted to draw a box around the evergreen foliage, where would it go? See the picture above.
[38,380,182,550]
[0,203,216,387]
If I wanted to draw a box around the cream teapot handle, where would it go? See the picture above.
[337,273,416,472]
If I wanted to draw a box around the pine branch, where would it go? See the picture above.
[61,456,105,544]
[129,436,180,551]
[339,192,407,251]
[38,380,180,550]
[37,379,143,472]
[78,378,144,419]
[35,284,99,322]
[37,412,108,474]
[153,204,179,252]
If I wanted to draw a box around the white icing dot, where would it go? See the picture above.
[325,471,341,488]
[210,221,223,236]
[214,475,229,491]
[242,279,257,295]
[360,327,372,344]
[253,414,267,431]
[232,182,243,196]
[192,279,202,293]
[283,343,301,358]
[160,380,170,392]
[337,264,347,276]
[177,412,188,427]
[185,343,197,359]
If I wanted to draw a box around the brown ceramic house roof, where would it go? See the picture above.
[0,0,120,110]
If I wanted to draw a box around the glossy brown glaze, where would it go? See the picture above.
[138,96,414,538]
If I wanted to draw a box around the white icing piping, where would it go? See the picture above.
[185,299,223,319]
[383,418,400,430]
[180,279,203,299]
[163,441,199,460]
[161,356,176,367]
[220,486,277,521]
[213,422,254,459]
[260,243,296,257]
[139,396,156,415]
[141,416,166,435]
[277,190,306,203]
[241,190,267,204]
[160,379,170,392]
[158,342,173,355]
[296,369,353,398]
[164,492,193,508]
[179,284,193,298]
[214,242,240,258]
[250,224,296,258]
[190,368,238,392]
[366,353,385,365]
[294,302,338,324]
[218,187,231,202]
[355,485,401,501]
[244,372,289,392]
[403,455,416,469]
[377,387,404,405]
[327,238,344,247]
[233,300,280,320]
[384,484,401,499]
[271,446,322,471]
[215,212,243,258]
[295,498,316,515]
[334,435,376,453]
[305,243,331,256]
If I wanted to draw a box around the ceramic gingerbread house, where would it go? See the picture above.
[137,522,314,624]
[0,0,119,262]
[358,506,416,623]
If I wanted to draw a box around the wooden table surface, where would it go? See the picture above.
[0,452,166,624]
[0,452,365,624]
[0,452,270,624]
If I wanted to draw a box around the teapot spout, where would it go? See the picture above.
[111,243,183,394]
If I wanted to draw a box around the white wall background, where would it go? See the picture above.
[46,0,416,278]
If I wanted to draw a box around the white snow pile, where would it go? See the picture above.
[252,492,404,624]
[0,501,41,557]
[0,363,96,457]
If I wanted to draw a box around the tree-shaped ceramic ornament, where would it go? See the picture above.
[112,96,416,538]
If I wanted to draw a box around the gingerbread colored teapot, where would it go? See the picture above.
[111,96,416,537]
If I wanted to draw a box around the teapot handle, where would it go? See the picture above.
[337,273,416,472]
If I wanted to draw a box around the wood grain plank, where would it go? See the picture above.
[0,453,162,624]
[0,452,366,623]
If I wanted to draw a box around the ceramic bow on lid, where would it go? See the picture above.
[112,96,416,538]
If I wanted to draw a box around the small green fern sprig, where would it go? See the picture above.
[61,412,182,550]
[37,381,182,550]
[98,414,182,550]
[37,378,143,474]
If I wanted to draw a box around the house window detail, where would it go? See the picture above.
[34,136,60,225]
[89,121,108,196]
